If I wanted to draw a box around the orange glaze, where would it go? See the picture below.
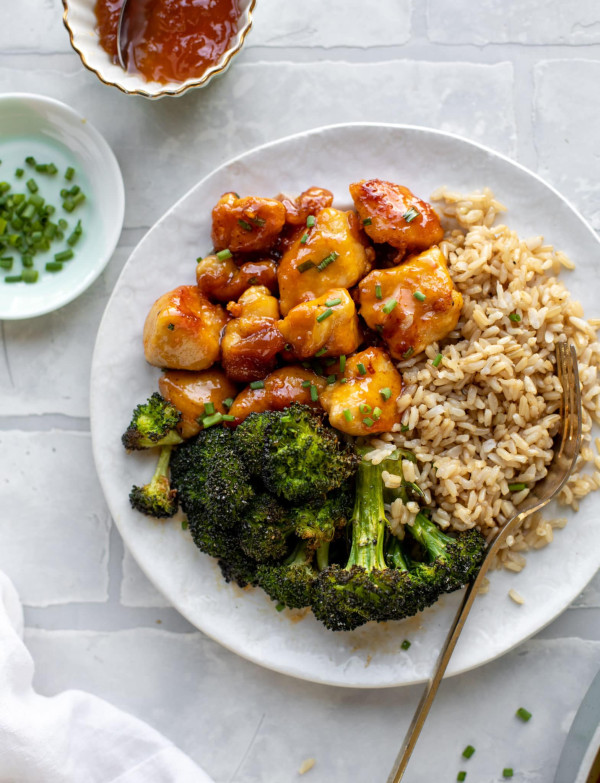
[94,0,241,84]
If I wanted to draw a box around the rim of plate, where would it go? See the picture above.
[0,92,124,319]
[91,122,600,688]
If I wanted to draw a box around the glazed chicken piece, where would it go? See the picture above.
[143,285,227,371]
[349,179,444,257]
[196,254,277,303]
[211,192,286,253]
[319,347,403,436]
[221,286,286,383]
[158,369,238,439]
[357,245,463,360]
[227,366,326,425]
[278,287,361,360]
[277,207,374,315]
[278,186,334,226]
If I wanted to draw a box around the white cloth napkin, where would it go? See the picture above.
[0,571,213,783]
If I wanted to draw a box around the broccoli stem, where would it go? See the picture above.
[346,456,387,572]
[409,512,455,561]
[386,534,410,571]
[152,444,173,486]
[316,541,330,572]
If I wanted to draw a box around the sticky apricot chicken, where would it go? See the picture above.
[195,254,277,302]
[319,347,403,436]
[350,179,444,257]
[143,285,227,371]
[277,207,374,315]
[278,287,361,360]
[221,286,286,383]
[278,186,334,226]
[211,192,286,253]
[358,245,463,359]
[227,366,326,424]
[158,369,238,439]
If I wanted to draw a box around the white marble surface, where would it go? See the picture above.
[2,1,600,781]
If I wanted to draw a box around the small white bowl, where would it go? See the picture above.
[62,0,256,99]
[0,93,124,319]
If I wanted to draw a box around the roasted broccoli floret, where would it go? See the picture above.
[170,425,254,523]
[256,539,327,609]
[129,445,178,518]
[407,511,486,594]
[122,392,183,450]
[239,494,294,563]
[290,483,354,548]
[311,449,420,632]
[234,403,359,503]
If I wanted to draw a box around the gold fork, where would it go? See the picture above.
[387,342,582,783]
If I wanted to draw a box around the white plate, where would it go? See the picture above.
[0,93,124,319]
[90,123,600,688]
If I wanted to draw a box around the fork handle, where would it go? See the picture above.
[386,562,493,782]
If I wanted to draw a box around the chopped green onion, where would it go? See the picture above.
[306,215,316,227]
[324,297,341,307]
[181,519,189,530]
[397,448,417,463]
[216,249,232,261]
[310,384,318,402]
[22,254,33,268]
[203,401,215,416]
[196,256,203,263]
[432,353,443,367]
[343,409,353,422]
[45,262,63,272]
[315,347,328,357]
[54,249,74,262]
[340,378,347,384]
[25,156,36,166]
[317,251,338,272]
[326,374,336,384]
[275,602,285,612]
[67,219,82,247]
[372,406,382,420]
[380,387,392,401]
[401,639,411,650]
[22,268,38,284]
[222,414,236,422]
[375,283,382,300]
[0,257,13,270]
[297,260,314,273]
[359,403,372,414]
[249,380,265,390]
[382,299,397,314]
[301,380,311,388]
[316,308,334,323]
[363,417,374,427]
[58,218,68,230]
[508,482,527,492]
[516,708,532,722]
[15,168,24,178]
[300,232,309,244]
[462,745,475,759]
[237,218,253,232]
[64,166,75,181]
[249,216,266,227]
[223,397,234,409]
[457,773,467,782]
[502,770,513,779]
[403,347,415,359]
[509,312,521,322]
[413,290,426,302]
[401,424,410,432]
[357,362,367,375]
[26,179,38,194]
[403,206,419,223]
[167,323,175,331]
[4,275,22,283]
[362,217,372,226]
[339,355,346,372]
[202,412,223,428]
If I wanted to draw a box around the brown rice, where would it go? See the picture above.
[370,188,600,572]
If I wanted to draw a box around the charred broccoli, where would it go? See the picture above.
[256,540,328,609]
[234,404,359,503]
[129,445,178,518]
[122,392,183,450]
[289,483,354,548]
[239,494,294,563]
